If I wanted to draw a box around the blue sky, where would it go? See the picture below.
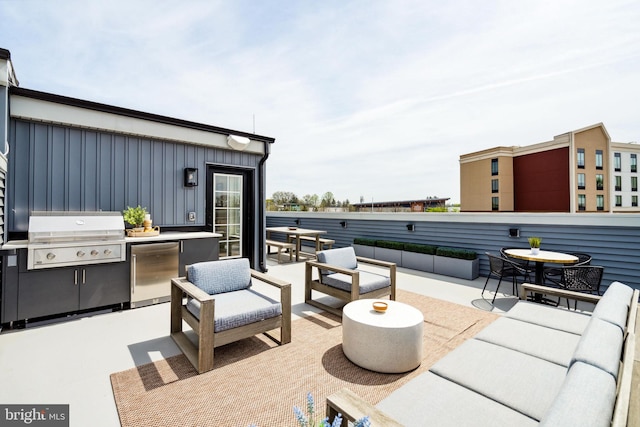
[2,0,639,204]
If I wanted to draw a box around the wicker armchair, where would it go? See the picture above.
[482,252,532,303]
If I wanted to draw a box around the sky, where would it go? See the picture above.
[1,0,639,204]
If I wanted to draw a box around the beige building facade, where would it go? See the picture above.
[460,123,639,213]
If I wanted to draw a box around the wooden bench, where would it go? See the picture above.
[293,235,335,250]
[266,239,295,263]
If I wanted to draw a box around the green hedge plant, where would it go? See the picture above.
[436,247,477,260]
[353,238,376,247]
[375,240,405,250]
[403,242,438,255]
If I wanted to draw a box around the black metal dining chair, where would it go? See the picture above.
[544,252,592,287]
[559,265,604,309]
[500,247,535,275]
[482,252,532,303]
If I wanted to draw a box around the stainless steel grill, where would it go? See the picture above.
[27,211,126,270]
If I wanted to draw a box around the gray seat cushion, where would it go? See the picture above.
[504,301,591,335]
[317,247,358,276]
[187,258,252,295]
[591,281,633,332]
[186,289,281,332]
[377,371,537,427]
[570,317,623,380]
[322,270,390,294]
[474,317,581,367]
[429,338,567,421]
[539,361,616,427]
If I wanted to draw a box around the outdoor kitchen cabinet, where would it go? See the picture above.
[178,237,218,276]
[15,249,129,321]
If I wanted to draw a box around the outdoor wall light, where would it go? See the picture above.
[294,219,300,226]
[340,221,347,228]
[509,228,520,238]
[184,168,198,187]
[406,223,415,231]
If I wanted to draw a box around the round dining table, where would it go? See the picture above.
[503,249,578,285]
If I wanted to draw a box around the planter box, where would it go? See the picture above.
[374,247,403,265]
[352,244,375,259]
[433,256,479,280]
[401,251,434,273]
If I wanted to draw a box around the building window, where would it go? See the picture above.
[614,152,621,171]
[596,195,604,211]
[491,158,498,176]
[577,148,585,169]
[595,150,603,170]
[491,179,499,193]
[578,194,586,211]
[633,195,638,207]
[615,195,622,207]
[577,173,585,190]
[632,154,638,173]
[596,174,604,190]
[632,176,638,192]
[615,175,622,192]
[491,197,499,211]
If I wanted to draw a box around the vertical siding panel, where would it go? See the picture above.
[99,133,112,211]
[83,131,98,211]
[50,126,66,211]
[67,129,82,210]
[31,123,47,211]
[113,135,126,211]
[9,121,30,231]
[150,140,163,220]
[126,137,139,208]
[138,138,152,210]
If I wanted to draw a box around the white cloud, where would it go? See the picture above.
[2,0,639,203]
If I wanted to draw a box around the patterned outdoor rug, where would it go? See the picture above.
[110,290,498,426]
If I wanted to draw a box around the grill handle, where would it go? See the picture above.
[131,254,137,294]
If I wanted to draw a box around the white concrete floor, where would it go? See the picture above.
[0,258,521,427]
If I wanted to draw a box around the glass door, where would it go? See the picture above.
[214,173,243,258]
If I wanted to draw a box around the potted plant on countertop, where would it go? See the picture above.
[528,236,542,255]
[123,205,148,232]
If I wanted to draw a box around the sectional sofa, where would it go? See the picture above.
[326,281,639,427]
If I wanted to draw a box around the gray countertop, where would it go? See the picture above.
[1,231,221,250]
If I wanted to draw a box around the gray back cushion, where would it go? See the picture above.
[317,247,358,276]
[592,281,633,331]
[570,317,622,380]
[187,258,251,295]
[539,362,616,427]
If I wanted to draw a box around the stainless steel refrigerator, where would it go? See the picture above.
[130,242,179,308]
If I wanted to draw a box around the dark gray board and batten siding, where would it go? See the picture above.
[8,119,262,231]
[266,213,640,290]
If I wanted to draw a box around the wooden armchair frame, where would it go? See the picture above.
[304,255,396,317]
[170,269,291,374]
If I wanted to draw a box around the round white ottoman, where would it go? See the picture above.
[342,299,424,373]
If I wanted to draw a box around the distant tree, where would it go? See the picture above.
[320,192,334,208]
[302,194,320,210]
[272,191,298,206]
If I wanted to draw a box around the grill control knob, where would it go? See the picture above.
[103,249,112,256]
[46,252,56,260]
[91,250,99,256]
[77,250,85,257]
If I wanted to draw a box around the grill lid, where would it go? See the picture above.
[28,211,125,244]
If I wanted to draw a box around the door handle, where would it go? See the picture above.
[131,254,137,293]
[82,268,86,285]
[74,269,78,285]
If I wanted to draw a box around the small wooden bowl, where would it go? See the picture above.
[288,226,297,230]
[372,301,388,313]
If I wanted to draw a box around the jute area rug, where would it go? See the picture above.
[110,291,498,426]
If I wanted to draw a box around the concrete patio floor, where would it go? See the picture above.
[0,258,523,426]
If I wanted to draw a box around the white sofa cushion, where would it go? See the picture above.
[570,317,623,380]
[503,301,591,335]
[474,317,581,367]
[377,371,537,427]
[429,338,566,421]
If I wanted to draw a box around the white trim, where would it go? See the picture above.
[10,95,266,154]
